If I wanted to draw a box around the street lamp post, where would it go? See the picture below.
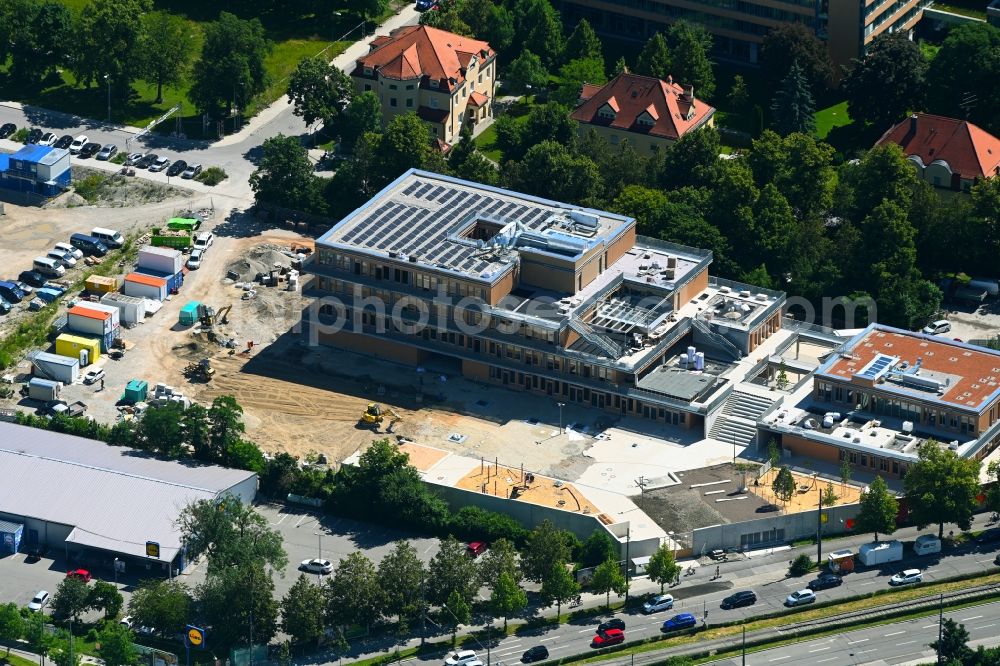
[314,531,323,560]
[104,75,111,122]
[557,402,565,434]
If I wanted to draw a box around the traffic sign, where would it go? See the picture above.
[186,625,205,648]
[145,541,160,558]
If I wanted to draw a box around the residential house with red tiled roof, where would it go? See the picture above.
[351,25,497,145]
[876,113,1000,192]
[569,72,716,153]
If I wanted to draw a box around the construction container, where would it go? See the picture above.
[30,351,79,384]
[84,275,120,294]
[122,272,168,301]
[858,540,903,567]
[179,301,201,326]
[122,379,148,404]
[166,217,200,232]
[100,292,146,325]
[67,305,117,352]
[0,519,23,554]
[134,267,183,295]
[55,333,101,366]
[28,377,61,401]
[137,246,184,275]
[150,229,193,251]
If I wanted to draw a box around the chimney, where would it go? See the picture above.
[683,84,694,101]
[667,75,672,85]
[909,114,918,135]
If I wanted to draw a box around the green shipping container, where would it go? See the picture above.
[123,379,148,404]
[151,229,193,250]
[167,217,201,232]
[179,301,201,326]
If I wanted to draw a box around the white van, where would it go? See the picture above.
[33,257,65,278]
[914,534,941,556]
[90,227,124,248]
[922,320,951,336]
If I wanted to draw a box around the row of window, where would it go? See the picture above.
[815,381,983,434]
[839,447,907,477]
[591,0,815,36]
[318,252,489,299]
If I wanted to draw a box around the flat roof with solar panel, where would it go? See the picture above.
[317,169,634,284]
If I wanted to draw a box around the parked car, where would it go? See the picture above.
[193,232,214,250]
[785,589,816,607]
[186,249,204,270]
[47,249,77,267]
[467,541,488,557]
[67,568,92,582]
[922,319,951,335]
[166,159,187,177]
[55,134,73,149]
[597,618,626,633]
[807,572,843,591]
[80,142,102,158]
[39,132,58,146]
[69,135,89,154]
[136,153,159,169]
[54,242,83,260]
[520,646,548,663]
[0,296,10,315]
[12,280,33,294]
[18,270,47,288]
[26,128,43,144]
[125,152,144,166]
[444,650,479,666]
[993,553,1000,566]
[721,590,757,609]
[181,163,202,179]
[27,590,49,611]
[148,156,171,172]
[120,616,133,628]
[0,281,26,304]
[591,628,624,648]
[96,144,118,160]
[975,529,1000,544]
[661,613,697,632]
[299,558,333,574]
[0,123,16,139]
[84,368,105,385]
[415,0,437,10]
[642,594,674,614]
[889,569,923,586]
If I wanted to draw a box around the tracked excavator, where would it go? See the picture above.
[359,403,402,432]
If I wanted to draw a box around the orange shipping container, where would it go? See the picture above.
[85,275,120,294]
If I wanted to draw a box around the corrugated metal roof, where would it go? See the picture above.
[11,145,53,163]
[55,333,101,345]
[68,305,111,321]
[0,423,257,560]
[0,519,22,534]
[124,272,167,287]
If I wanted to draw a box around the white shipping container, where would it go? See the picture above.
[122,273,168,301]
[67,305,114,337]
[137,246,184,275]
[31,351,79,384]
[77,301,121,329]
[100,293,146,325]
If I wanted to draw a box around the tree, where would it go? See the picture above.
[770,60,815,136]
[636,32,671,80]
[986,461,1000,517]
[855,476,898,542]
[840,459,852,487]
[443,589,471,644]
[249,134,323,211]
[926,23,1000,134]
[181,404,210,462]
[208,395,247,462]
[189,12,272,117]
[564,19,602,63]
[197,563,278,653]
[553,57,606,106]
[647,543,681,593]
[666,21,714,98]
[134,402,185,456]
[427,536,479,605]
[522,520,577,583]
[490,572,527,630]
[281,575,326,647]
[540,562,579,621]
[0,602,24,656]
[354,0,389,20]
[50,577,90,623]
[96,623,137,666]
[139,11,193,103]
[843,31,926,129]
[905,441,982,539]
[127,580,192,637]
[760,22,833,93]
[506,50,548,95]
[507,141,602,204]
[514,0,564,67]
[930,618,973,665]
[49,630,80,666]
[772,466,796,508]
[788,553,814,577]
[88,580,123,620]
[326,552,384,631]
[287,56,353,127]
[23,612,54,662]
[478,538,521,588]
[376,112,441,179]
[377,541,426,627]
[590,558,626,610]
[660,126,721,190]
[458,0,514,51]
[612,56,628,75]
[768,440,781,467]
[579,530,618,568]
[728,74,749,109]
[337,91,382,153]
[822,482,839,507]
[176,493,287,572]
[71,0,151,91]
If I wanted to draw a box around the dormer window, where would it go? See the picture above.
[637,114,654,127]
[364,67,373,76]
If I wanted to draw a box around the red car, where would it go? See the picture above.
[592,628,624,647]
[67,569,92,582]
[466,541,488,557]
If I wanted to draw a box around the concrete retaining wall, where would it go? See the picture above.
[691,502,860,555]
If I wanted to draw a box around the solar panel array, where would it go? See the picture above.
[333,177,563,278]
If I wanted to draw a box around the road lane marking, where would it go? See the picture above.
[816,658,838,664]
[808,647,830,652]
[974,623,996,630]
[769,656,791,662]
[898,640,917,646]
[885,631,906,637]
[856,581,877,586]
[961,615,983,621]
[578,628,594,633]
[848,638,869,645]
[922,624,938,629]
[547,645,568,651]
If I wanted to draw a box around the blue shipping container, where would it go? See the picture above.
[0,519,23,554]
[134,267,184,294]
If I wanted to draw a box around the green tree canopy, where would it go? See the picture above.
[249,134,326,212]
[646,543,681,593]
[506,50,548,95]
[579,530,618,568]
[553,57,606,106]
[139,11,193,103]
[443,589,471,644]
[590,558,626,610]
[770,60,816,136]
[513,0,564,67]
[176,493,287,572]
[772,466,796,506]
[905,441,982,539]
[427,536,479,605]
[843,31,926,129]
[855,476,899,542]
[377,541,427,626]
[288,56,354,127]
[197,562,278,654]
[96,622,137,666]
[564,19,602,63]
[760,22,833,93]
[490,572,527,630]
[507,140,602,204]
[666,21,714,98]
[336,91,383,153]
[50,576,90,623]
[930,618,973,664]
[189,11,273,117]
[539,562,579,621]
[926,22,1000,134]
[522,520,577,583]
[71,0,152,91]
[0,602,24,655]
[281,574,327,646]
[636,32,671,80]
[325,552,384,630]
[88,580,123,620]
[127,579,192,637]
[478,538,521,588]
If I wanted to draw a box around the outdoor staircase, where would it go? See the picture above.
[568,317,622,359]
[708,389,778,447]
[691,318,743,360]
[25,349,59,382]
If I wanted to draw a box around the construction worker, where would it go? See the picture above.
[99,378,105,392]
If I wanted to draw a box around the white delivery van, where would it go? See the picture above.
[914,534,941,556]
[33,257,65,278]
[90,227,125,248]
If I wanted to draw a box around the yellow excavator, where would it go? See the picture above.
[360,403,402,432]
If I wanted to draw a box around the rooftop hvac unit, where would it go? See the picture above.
[902,421,914,433]
[719,286,731,293]
[569,210,600,228]
[666,256,677,268]
[755,293,768,301]
[949,440,960,450]
[739,290,751,297]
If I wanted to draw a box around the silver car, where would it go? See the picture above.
[148,157,171,172]
[96,144,118,160]
[27,590,49,611]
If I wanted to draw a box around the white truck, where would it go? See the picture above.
[858,540,904,567]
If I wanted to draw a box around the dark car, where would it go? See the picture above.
[79,142,102,158]
[521,646,548,663]
[721,590,757,609]
[415,0,437,10]
[661,613,698,632]
[597,618,626,634]
[0,123,15,139]
[18,270,47,288]
[26,128,43,144]
[808,572,843,591]
[994,553,1000,566]
[976,529,1000,544]
[55,134,73,149]
[0,281,26,304]
[0,296,10,315]
[166,159,187,177]
[136,153,159,169]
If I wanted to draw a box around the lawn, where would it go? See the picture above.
[814,100,852,140]
[475,96,538,162]
[931,0,987,18]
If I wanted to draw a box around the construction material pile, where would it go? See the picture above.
[225,243,291,283]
